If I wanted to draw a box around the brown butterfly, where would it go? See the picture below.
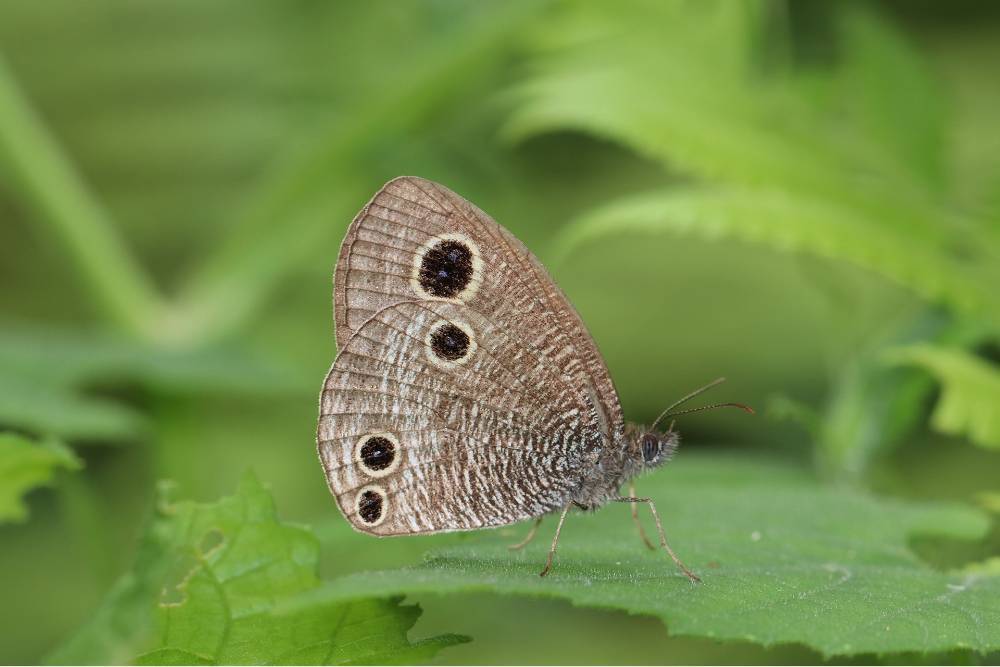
[317,176,751,580]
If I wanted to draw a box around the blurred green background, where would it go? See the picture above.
[2,0,999,664]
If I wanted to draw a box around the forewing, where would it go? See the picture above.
[333,176,623,442]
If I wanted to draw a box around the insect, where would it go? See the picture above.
[317,176,751,580]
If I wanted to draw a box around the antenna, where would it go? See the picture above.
[650,377,754,431]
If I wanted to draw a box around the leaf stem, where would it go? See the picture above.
[0,55,165,339]
[171,1,540,345]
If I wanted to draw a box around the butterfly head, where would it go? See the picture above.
[631,426,679,470]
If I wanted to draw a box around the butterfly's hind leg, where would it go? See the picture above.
[507,517,543,551]
[614,496,701,584]
[538,504,572,577]
[628,482,656,550]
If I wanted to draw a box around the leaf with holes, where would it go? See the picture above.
[301,455,1000,657]
[49,473,466,665]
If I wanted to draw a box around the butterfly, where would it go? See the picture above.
[317,176,750,580]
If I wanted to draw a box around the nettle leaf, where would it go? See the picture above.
[515,0,1000,327]
[0,432,80,523]
[887,344,1000,450]
[49,473,465,665]
[306,455,1000,657]
[0,327,303,442]
[552,188,994,320]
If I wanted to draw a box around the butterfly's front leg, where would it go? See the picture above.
[613,495,701,584]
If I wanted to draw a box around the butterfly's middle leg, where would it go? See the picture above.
[507,517,543,551]
[628,482,655,550]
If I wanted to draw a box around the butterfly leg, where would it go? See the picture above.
[538,504,572,577]
[628,482,656,550]
[507,517,543,551]
[614,496,701,584]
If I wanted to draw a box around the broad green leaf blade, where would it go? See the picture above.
[305,455,999,657]
[0,327,304,442]
[49,473,465,665]
[0,373,146,442]
[506,1,844,196]
[512,0,1000,322]
[0,432,80,523]
[553,188,997,326]
[887,345,1000,450]
[836,6,946,189]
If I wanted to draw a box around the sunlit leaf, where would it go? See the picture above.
[49,473,466,665]
[304,455,999,657]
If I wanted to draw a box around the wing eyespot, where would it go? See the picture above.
[410,233,483,302]
[355,484,388,526]
[425,318,477,369]
[354,432,402,478]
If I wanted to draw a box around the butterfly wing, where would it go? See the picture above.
[318,177,622,534]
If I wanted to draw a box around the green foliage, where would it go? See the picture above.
[514,0,1000,478]
[0,328,302,442]
[308,455,999,657]
[887,345,1000,450]
[553,188,990,316]
[524,1,999,323]
[0,432,79,523]
[50,473,465,665]
[2,1,999,664]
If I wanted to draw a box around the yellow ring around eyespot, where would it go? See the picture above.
[353,432,402,478]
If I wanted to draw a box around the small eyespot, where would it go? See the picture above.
[356,485,387,526]
[354,432,401,477]
[411,233,482,301]
[431,323,470,360]
[642,434,659,463]
[425,319,477,368]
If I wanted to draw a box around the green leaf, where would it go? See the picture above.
[0,327,304,442]
[304,455,999,657]
[552,188,997,322]
[835,5,946,189]
[516,0,1000,327]
[887,344,1000,450]
[811,308,963,480]
[50,472,465,665]
[0,432,80,523]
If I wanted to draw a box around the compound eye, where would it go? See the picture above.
[642,434,659,463]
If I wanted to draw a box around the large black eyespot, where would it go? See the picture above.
[419,239,474,297]
[360,436,395,471]
[430,323,471,361]
[642,434,659,463]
